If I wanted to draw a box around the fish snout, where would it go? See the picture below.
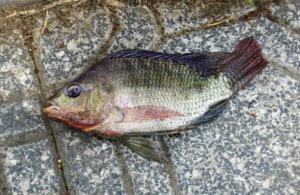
[43,100,61,114]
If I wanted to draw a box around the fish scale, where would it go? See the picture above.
[107,58,233,133]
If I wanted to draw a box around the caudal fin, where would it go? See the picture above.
[221,37,268,93]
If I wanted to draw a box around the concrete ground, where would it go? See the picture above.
[0,0,299,194]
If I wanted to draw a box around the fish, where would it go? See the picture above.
[43,37,267,162]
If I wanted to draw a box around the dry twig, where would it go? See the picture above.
[205,2,226,7]
[104,0,125,7]
[204,16,235,28]
[0,0,80,19]
[40,10,49,33]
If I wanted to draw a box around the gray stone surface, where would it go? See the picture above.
[0,1,299,194]
[0,31,39,103]
[270,0,300,29]
[108,6,159,52]
[53,124,125,194]
[0,139,62,194]
[34,7,112,98]
[158,2,255,35]
[0,98,47,144]
[160,24,300,193]
[120,137,173,194]
[162,17,300,72]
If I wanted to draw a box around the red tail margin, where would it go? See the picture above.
[221,37,268,93]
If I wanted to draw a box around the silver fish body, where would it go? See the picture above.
[94,58,233,135]
[43,37,267,162]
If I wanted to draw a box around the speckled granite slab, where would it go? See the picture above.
[0,0,299,194]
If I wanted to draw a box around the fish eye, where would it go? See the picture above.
[64,83,82,98]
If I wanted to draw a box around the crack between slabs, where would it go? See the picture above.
[154,3,299,43]
[147,4,166,51]
[0,155,9,195]
[104,8,136,195]
[114,141,135,195]
[264,13,300,35]
[21,25,69,194]
[266,56,300,81]
[159,136,182,195]
[251,0,300,35]
[160,10,262,41]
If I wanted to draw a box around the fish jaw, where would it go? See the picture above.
[43,105,101,131]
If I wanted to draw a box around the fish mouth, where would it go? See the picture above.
[43,102,101,130]
[43,105,62,119]
[43,100,62,119]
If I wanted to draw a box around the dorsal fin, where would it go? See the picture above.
[104,49,230,76]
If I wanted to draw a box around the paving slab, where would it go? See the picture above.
[160,21,300,194]
[34,7,112,98]
[162,17,300,73]
[0,31,39,103]
[0,2,299,194]
[0,138,62,194]
[108,6,159,52]
[157,1,255,35]
[0,98,47,145]
[270,0,300,29]
[52,124,125,194]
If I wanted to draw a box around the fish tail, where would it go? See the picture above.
[221,37,268,93]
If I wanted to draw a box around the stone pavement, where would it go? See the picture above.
[0,0,299,194]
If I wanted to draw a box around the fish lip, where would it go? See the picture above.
[43,105,61,117]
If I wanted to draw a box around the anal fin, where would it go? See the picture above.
[120,137,162,163]
[191,100,228,126]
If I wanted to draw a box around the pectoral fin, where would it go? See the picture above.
[120,137,162,163]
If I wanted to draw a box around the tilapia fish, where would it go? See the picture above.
[43,37,267,162]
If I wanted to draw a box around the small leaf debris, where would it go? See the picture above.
[57,159,62,169]
[247,111,257,118]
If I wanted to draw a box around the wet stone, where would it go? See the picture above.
[120,137,172,194]
[158,2,255,35]
[35,8,112,98]
[162,17,300,72]
[0,31,39,103]
[270,0,300,29]
[160,23,300,193]
[0,98,47,144]
[53,125,125,194]
[108,6,159,52]
[0,139,61,194]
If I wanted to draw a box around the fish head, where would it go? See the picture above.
[43,81,110,130]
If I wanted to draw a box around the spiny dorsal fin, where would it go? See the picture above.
[105,49,229,76]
